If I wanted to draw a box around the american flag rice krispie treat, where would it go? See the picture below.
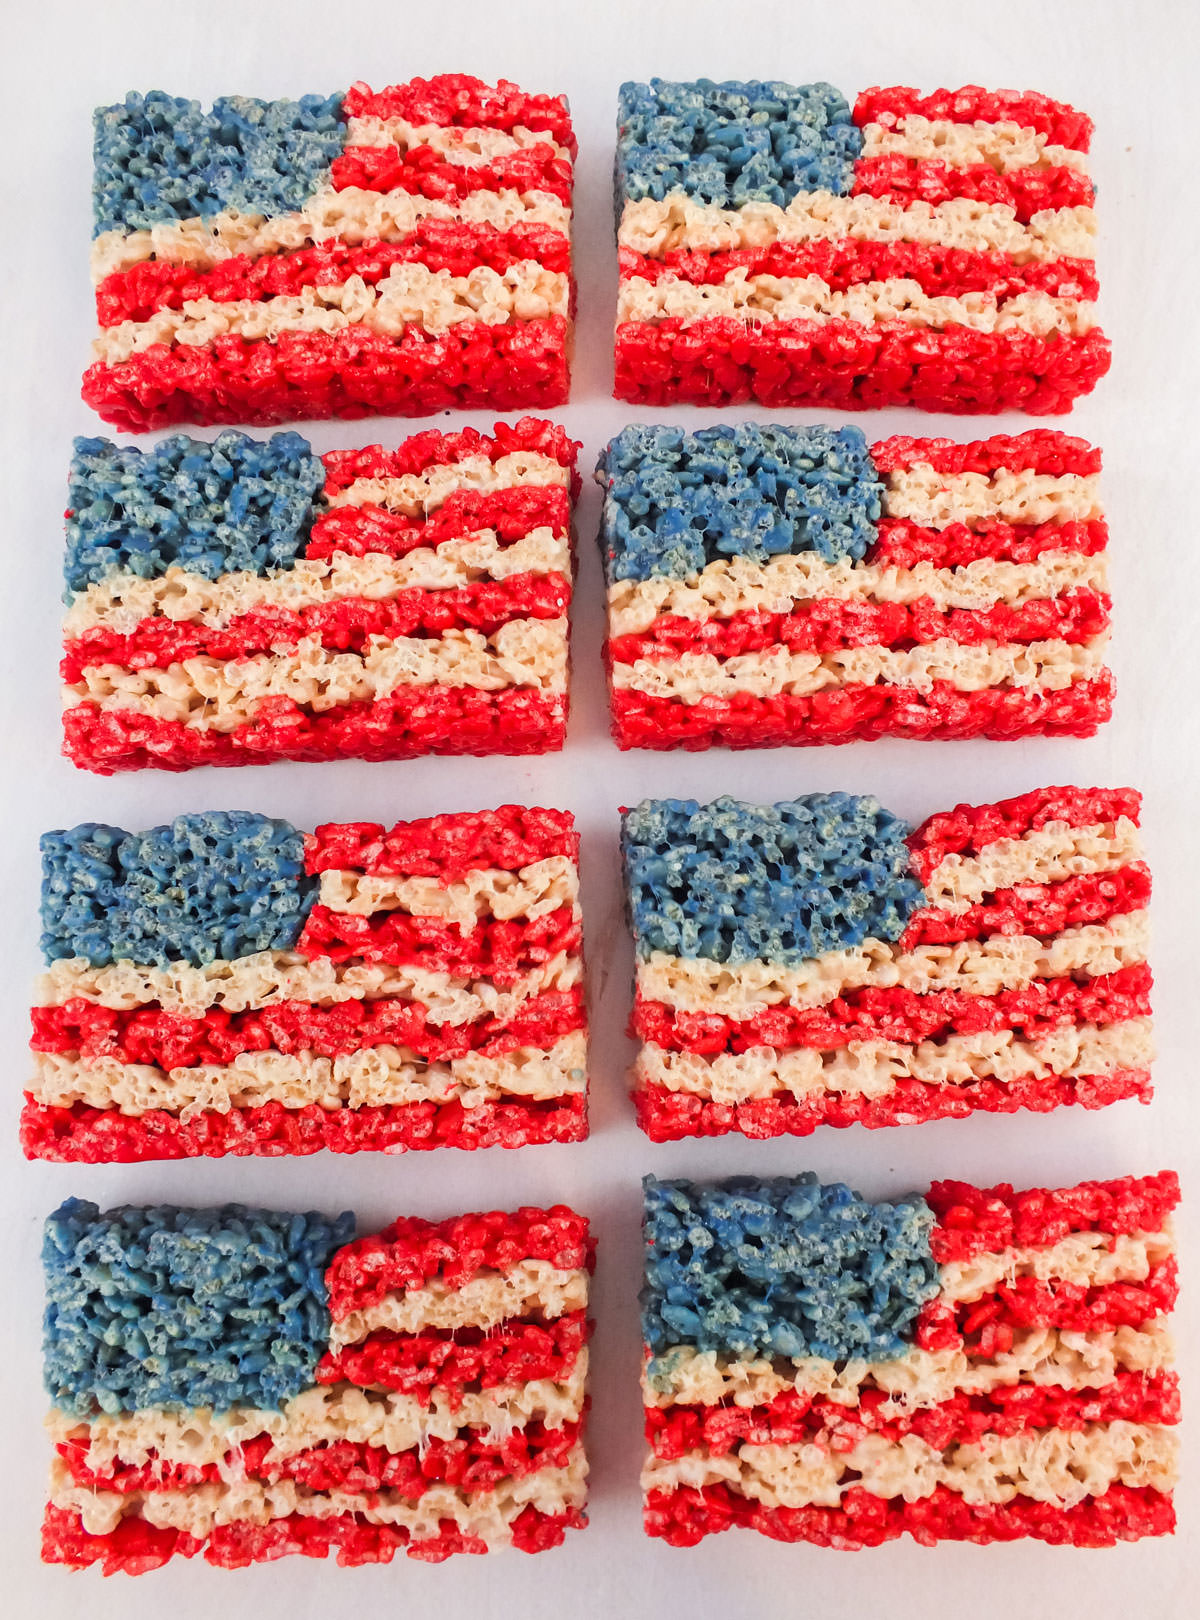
[641,1171,1179,1548]
[84,79,575,429]
[622,786,1151,1141]
[597,424,1111,749]
[23,806,587,1161]
[615,81,1106,412]
[43,1197,592,1570]
[63,420,578,772]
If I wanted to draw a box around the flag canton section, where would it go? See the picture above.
[42,1200,592,1571]
[23,805,588,1162]
[641,1172,1180,1549]
[85,77,576,429]
[62,421,579,773]
[614,80,1107,413]
[598,425,1111,749]
[622,786,1152,1141]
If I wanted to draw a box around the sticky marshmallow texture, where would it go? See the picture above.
[92,90,348,235]
[616,80,861,208]
[622,794,923,965]
[598,423,881,582]
[40,813,314,968]
[43,1198,353,1415]
[642,1175,938,1366]
[65,432,325,595]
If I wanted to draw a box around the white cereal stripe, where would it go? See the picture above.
[30,1029,588,1115]
[635,911,1150,1015]
[921,817,1142,908]
[64,620,569,729]
[616,272,1092,337]
[939,1229,1173,1307]
[323,450,571,513]
[318,854,578,924]
[92,189,572,282]
[616,194,1095,261]
[92,263,570,364]
[606,552,1107,636]
[611,637,1108,702]
[345,116,573,166]
[883,466,1101,527]
[636,1019,1153,1106]
[66,532,570,637]
[858,116,1090,174]
[329,1260,589,1347]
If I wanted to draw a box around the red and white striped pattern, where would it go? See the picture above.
[633,787,1152,1141]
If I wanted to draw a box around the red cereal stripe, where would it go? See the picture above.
[644,1482,1171,1550]
[296,904,580,980]
[62,574,571,679]
[305,486,571,559]
[633,965,1154,1055]
[613,316,1111,414]
[609,590,1109,663]
[81,320,571,433]
[915,1260,1178,1353]
[32,988,586,1069]
[871,428,1101,478]
[898,863,1150,948]
[870,517,1107,568]
[42,1502,585,1571]
[852,87,1094,150]
[20,1091,588,1162]
[908,785,1142,881]
[96,227,573,325]
[327,1204,591,1308]
[319,417,579,490]
[645,1370,1179,1460]
[610,675,1114,750]
[59,1420,581,1499]
[342,77,575,149]
[316,1311,588,1395]
[330,144,573,205]
[620,242,1097,302]
[633,1066,1150,1142]
[925,1171,1180,1263]
[850,156,1093,221]
[63,687,568,774]
[305,804,578,878]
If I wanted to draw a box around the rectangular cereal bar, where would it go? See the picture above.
[598,424,1111,749]
[63,420,578,772]
[86,78,574,429]
[615,81,1106,412]
[622,786,1151,1140]
[43,1197,592,1569]
[641,1171,1178,1547]
[23,806,587,1160]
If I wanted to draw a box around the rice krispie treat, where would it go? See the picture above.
[622,786,1151,1140]
[63,420,578,771]
[615,81,1106,412]
[597,424,1110,749]
[43,1198,592,1569]
[85,79,575,429]
[24,806,587,1161]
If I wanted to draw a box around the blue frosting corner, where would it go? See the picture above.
[40,811,316,968]
[92,90,347,236]
[622,793,924,965]
[597,422,881,583]
[616,78,861,209]
[641,1174,938,1374]
[43,1199,355,1416]
[65,430,325,596]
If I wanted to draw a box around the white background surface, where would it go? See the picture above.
[2,1,1198,1614]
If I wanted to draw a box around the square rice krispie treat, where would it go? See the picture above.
[622,786,1151,1140]
[641,1171,1178,1547]
[615,81,1106,411]
[24,805,587,1160]
[43,1197,592,1569]
[597,424,1111,749]
[85,78,575,429]
[63,420,578,771]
